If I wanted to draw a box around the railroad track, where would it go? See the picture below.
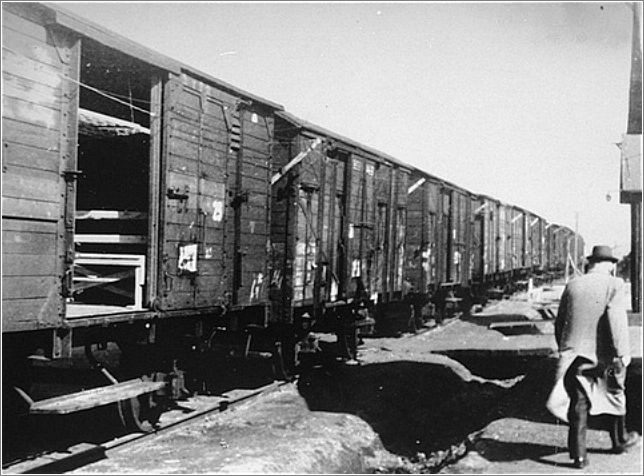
[3,379,291,474]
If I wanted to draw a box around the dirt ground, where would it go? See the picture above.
[69,285,642,474]
[440,355,642,474]
[70,328,520,474]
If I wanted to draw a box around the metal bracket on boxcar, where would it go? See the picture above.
[299,182,319,193]
[230,190,249,208]
[235,99,253,111]
[352,221,374,230]
[276,177,297,201]
[324,140,340,158]
[63,268,74,298]
[163,271,173,293]
[62,169,84,181]
[167,186,189,201]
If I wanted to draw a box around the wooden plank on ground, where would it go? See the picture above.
[29,379,166,414]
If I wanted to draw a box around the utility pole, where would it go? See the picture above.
[620,2,642,312]
[574,212,579,273]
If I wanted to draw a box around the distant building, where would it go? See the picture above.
[620,3,642,312]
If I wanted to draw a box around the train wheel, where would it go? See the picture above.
[117,394,157,433]
[407,305,418,333]
[118,397,145,432]
[116,372,163,433]
[292,340,302,371]
[271,341,291,381]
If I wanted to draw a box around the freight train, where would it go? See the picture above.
[2,2,584,431]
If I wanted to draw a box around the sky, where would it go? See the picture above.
[52,1,638,258]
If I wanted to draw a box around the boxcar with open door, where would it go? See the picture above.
[2,1,283,430]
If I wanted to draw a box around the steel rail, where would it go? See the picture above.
[7,379,291,474]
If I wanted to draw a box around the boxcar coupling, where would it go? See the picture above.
[2,2,585,430]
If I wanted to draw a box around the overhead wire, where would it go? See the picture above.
[2,45,155,116]
[60,73,155,116]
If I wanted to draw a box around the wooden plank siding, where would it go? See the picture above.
[158,73,272,313]
[404,174,448,296]
[270,111,415,322]
[2,5,73,332]
[403,176,425,295]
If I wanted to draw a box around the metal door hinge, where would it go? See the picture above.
[62,170,83,181]
[167,186,189,201]
[230,191,249,208]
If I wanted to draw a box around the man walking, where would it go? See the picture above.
[547,245,640,469]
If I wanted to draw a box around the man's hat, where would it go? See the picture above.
[586,245,618,263]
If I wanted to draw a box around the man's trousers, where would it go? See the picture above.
[563,357,629,459]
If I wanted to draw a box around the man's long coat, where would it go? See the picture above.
[546,269,630,422]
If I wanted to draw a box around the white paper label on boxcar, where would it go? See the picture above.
[178,243,198,273]
[351,259,361,277]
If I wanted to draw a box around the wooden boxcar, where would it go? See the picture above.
[528,213,547,280]
[546,223,566,275]
[2,2,285,420]
[496,202,512,279]
[2,1,587,433]
[508,205,525,275]
[445,183,475,289]
[476,194,501,284]
[404,172,446,302]
[270,111,412,342]
[403,170,477,321]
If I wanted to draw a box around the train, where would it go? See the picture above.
[2,2,585,432]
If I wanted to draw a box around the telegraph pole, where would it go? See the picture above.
[574,212,579,273]
[620,2,642,312]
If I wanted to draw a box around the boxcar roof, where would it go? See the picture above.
[279,109,481,198]
[411,167,473,196]
[276,110,412,171]
[44,2,283,110]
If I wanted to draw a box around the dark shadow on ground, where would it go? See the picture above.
[473,438,565,462]
[487,357,642,435]
[472,437,618,466]
[2,345,279,468]
[295,352,642,462]
[296,360,514,457]
[470,430,636,469]
[194,355,278,396]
